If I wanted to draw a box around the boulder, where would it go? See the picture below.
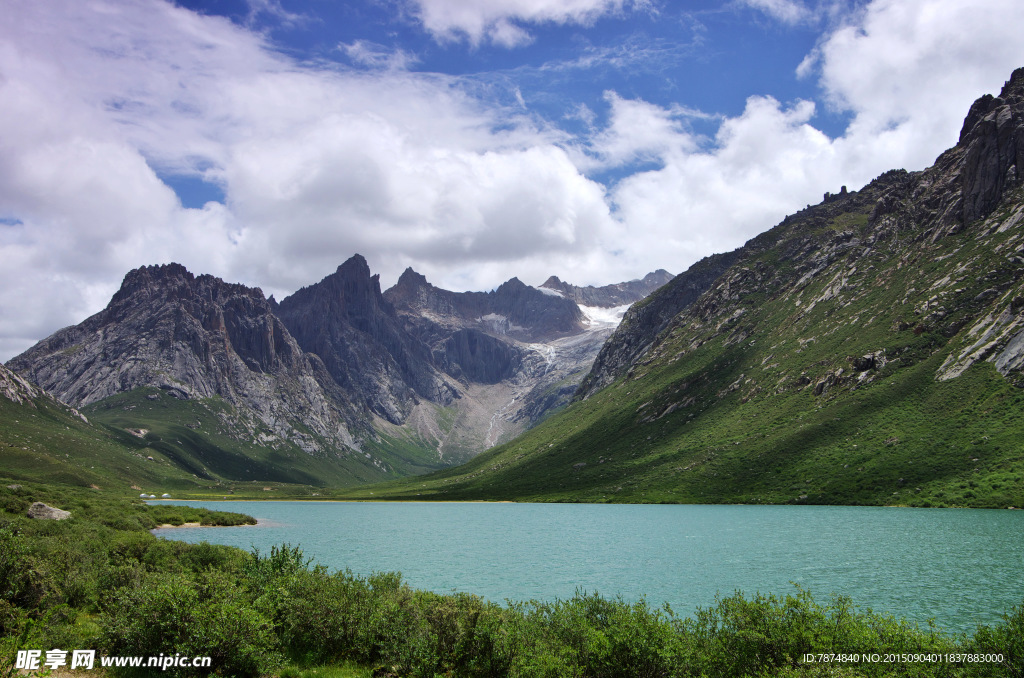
[27,502,71,520]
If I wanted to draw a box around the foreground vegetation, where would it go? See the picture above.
[1,483,1021,677]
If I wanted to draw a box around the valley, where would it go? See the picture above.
[2,260,667,491]
[337,68,1024,508]
[5,69,1024,511]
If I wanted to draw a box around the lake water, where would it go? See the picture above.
[151,501,1023,636]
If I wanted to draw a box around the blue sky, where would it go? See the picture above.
[2,0,1024,360]
[163,0,849,202]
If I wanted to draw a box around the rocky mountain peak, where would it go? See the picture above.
[276,256,452,425]
[541,275,563,288]
[497,277,526,292]
[123,261,193,283]
[386,268,434,309]
[8,264,305,402]
[109,262,194,307]
[956,68,1024,224]
[396,267,430,289]
[336,253,372,279]
[959,69,1024,143]
[107,263,270,325]
[281,254,393,332]
[539,269,675,308]
[642,269,673,285]
[5,263,359,456]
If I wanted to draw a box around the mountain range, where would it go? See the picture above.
[3,256,670,488]
[5,67,1024,508]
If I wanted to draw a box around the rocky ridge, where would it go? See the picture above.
[0,362,90,423]
[576,252,739,399]
[1,362,45,406]
[8,263,361,457]
[540,270,673,308]
[7,257,669,481]
[579,68,1024,400]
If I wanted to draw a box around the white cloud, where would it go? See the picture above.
[3,0,1024,365]
[340,41,419,70]
[581,92,704,169]
[0,0,617,360]
[243,0,308,27]
[607,95,841,272]
[741,0,812,25]
[408,0,642,47]
[811,0,1024,171]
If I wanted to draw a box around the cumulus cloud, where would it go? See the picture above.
[580,92,705,169]
[408,0,643,47]
[811,0,1024,171]
[0,0,615,359]
[3,0,1024,363]
[592,0,1024,278]
[606,96,841,272]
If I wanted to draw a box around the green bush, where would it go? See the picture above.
[680,588,957,678]
[505,592,683,678]
[967,601,1024,678]
[269,567,397,666]
[407,591,512,678]
[0,528,29,609]
[100,569,281,677]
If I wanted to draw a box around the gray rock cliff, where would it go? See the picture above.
[275,255,457,425]
[7,263,358,453]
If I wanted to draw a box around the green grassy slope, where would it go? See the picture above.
[340,183,1024,507]
[83,388,392,488]
[0,387,205,492]
[1,382,447,495]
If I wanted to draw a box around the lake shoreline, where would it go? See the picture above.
[151,520,260,529]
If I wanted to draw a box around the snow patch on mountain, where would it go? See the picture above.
[579,303,630,330]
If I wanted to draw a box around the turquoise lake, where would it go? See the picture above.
[151,501,1023,635]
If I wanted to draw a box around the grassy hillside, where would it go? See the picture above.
[83,388,393,488]
[0,386,206,492]
[1,382,452,496]
[339,183,1024,507]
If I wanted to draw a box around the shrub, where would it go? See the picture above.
[505,592,683,678]
[679,587,957,678]
[100,569,281,677]
[967,601,1024,678]
[403,591,512,678]
[0,527,29,609]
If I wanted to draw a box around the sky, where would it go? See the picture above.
[2,0,1024,361]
